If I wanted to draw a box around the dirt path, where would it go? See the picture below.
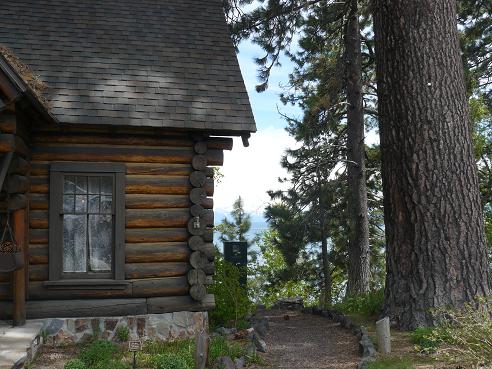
[260,309,360,369]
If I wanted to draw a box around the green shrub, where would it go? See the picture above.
[208,258,252,328]
[79,340,117,367]
[151,353,192,369]
[411,327,440,353]
[430,302,492,366]
[115,325,130,342]
[64,359,87,369]
[334,289,384,319]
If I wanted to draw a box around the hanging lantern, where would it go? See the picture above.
[0,211,24,272]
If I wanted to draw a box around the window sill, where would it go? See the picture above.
[44,279,130,290]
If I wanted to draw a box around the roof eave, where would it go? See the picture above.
[0,55,59,126]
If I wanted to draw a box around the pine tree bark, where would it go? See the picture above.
[345,0,371,296]
[321,227,332,307]
[373,0,491,329]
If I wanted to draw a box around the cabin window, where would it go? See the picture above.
[47,163,126,287]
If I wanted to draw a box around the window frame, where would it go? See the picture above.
[47,162,126,287]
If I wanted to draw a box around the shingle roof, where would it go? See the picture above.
[0,0,256,133]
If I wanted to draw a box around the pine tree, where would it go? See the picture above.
[216,196,253,244]
[373,0,491,329]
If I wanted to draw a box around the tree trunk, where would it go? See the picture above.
[345,0,371,296]
[373,0,491,329]
[320,228,332,307]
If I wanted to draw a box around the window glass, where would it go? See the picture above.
[62,174,114,275]
[63,214,87,273]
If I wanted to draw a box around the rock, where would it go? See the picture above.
[252,332,267,353]
[215,327,237,336]
[273,297,304,310]
[234,357,246,368]
[234,328,254,340]
[359,335,377,358]
[251,317,269,338]
[42,319,64,335]
[212,356,236,369]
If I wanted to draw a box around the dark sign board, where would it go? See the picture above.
[223,241,248,286]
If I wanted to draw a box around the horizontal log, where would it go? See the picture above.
[29,281,132,300]
[188,217,205,236]
[194,141,207,154]
[198,243,216,260]
[26,298,147,319]
[125,262,190,279]
[125,194,190,209]
[30,162,214,177]
[30,176,47,193]
[29,244,48,265]
[28,193,213,211]
[30,264,48,281]
[29,193,49,210]
[188,269,206,285]
[30,229,48,244]
[2,295,215,319]
[131,276,188,298]
[126,242,190,263]
[29,277,188,300]
[6,174,29,194]
[30,210,48,229]
[190,188,207,205]
[190,171,207,187]
[126,209,189,228]
[147,294,215,314]
[190,284,207,301]
[126,175,213,195]
[192,155,208,171]
[31,175,214,196]
[126,228,188,243]
[189,236,205,251]
[31,133,193,147]
[32,145,224,165]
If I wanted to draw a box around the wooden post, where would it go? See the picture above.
[376,317,391,354]
[194,330,210,369]
[12,208,26,326]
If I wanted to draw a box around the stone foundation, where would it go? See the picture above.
[37,311,208,346]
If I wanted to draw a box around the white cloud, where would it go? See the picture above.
[214,127,296,216]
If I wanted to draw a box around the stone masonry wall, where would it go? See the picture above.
[37,312,208,346]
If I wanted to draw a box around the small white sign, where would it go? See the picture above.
[128,339,142,352]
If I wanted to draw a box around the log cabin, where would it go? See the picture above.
[0,0,256,327]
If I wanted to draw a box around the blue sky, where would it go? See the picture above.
[214,41,301,218]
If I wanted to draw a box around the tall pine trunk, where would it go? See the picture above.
[345,0,371,296]
[321,227,332,307]
[373,0,491,329]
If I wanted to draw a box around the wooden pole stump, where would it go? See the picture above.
[12,208,27,326]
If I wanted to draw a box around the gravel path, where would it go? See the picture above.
[260,310,360,369]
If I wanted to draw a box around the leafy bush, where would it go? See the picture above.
[115,325,130,342]
[208,258,252,328]
[79,340,117,367]
[333,289,384,319]
[430,302,492,366]
[64,359,87,369]
[411,327,440,353]
[151,353,192,369]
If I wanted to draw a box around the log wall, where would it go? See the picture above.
[23,128,228,302]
